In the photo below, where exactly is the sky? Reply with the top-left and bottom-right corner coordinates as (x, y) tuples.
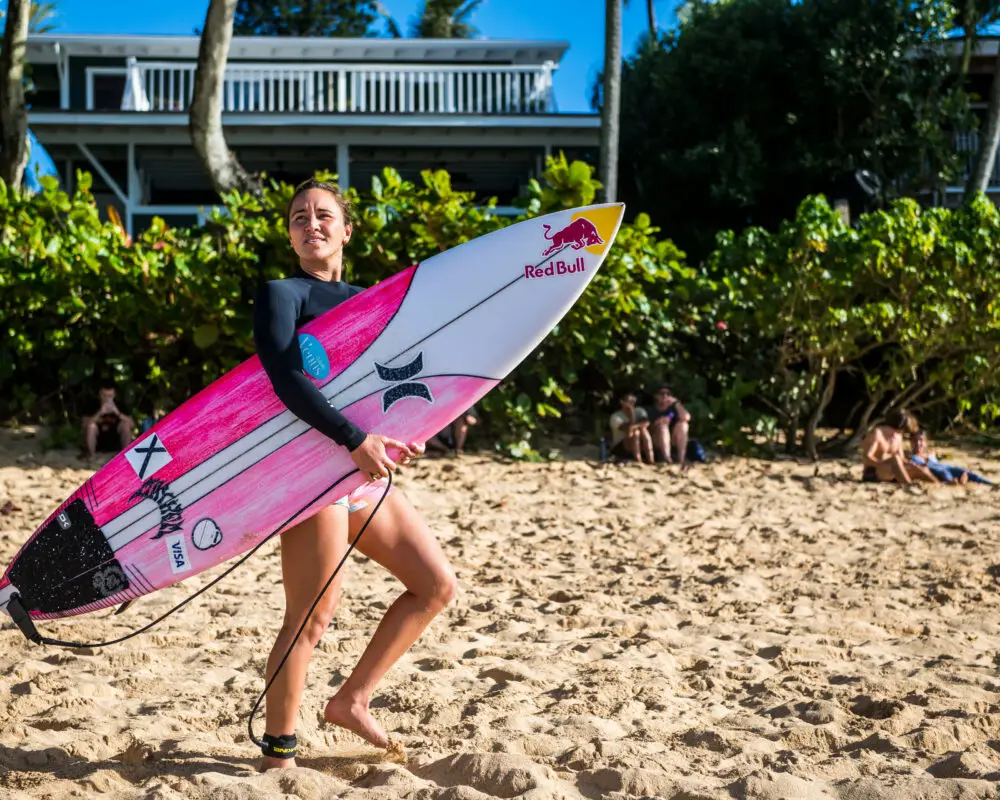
(41, 0), (677, 113)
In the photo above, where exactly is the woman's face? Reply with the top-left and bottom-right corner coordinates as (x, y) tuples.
(288, 188), (352, 263)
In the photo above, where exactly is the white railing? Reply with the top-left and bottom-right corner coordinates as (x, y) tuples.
(954, 131), (1000, 189)
(86, 60), (558, 115)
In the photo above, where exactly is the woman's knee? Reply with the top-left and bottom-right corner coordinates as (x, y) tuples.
(283, 589), (341, 643)
(282, 610), (335, 648)
(424, 565), (458, 612)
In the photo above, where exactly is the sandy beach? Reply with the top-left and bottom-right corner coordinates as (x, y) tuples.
(3, 426), (1000, 799)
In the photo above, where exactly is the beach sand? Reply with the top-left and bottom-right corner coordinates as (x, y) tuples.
(2, 426), (1000, 799)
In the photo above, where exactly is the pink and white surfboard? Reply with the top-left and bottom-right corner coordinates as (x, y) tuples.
(0, 203), (625, 622)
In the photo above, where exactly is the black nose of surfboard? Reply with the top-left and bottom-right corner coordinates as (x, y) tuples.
(8, 499), (131, 615)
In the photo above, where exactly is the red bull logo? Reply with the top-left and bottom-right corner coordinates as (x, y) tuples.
(541, 218), (604, 257)
(524, 256), (586, 280)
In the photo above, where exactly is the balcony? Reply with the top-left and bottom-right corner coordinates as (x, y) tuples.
(86, 60), (558, 116)
(954, 131), (1000, 189)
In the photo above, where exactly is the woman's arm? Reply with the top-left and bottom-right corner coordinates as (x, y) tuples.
(252, 281), (367, 451)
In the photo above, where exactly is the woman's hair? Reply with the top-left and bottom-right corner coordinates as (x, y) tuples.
(285, 178), (354, 229)
(885, 409), (919, 434)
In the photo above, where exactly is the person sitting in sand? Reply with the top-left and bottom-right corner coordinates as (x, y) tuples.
(609, 391), (653, 463)
(82, 382), (134, 460)
(910, 430), (992, 486)
(861, 410), (938, 484)
(645, 385), (692, 469)
(426, 406), (479, 456)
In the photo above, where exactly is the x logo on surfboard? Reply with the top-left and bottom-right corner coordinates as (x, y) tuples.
(125, 433), (173, 480)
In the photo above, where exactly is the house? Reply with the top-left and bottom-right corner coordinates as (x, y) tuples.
(24, 33), (600, 234)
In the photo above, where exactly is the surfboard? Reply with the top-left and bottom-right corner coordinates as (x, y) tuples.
(0, 203), (625, 624)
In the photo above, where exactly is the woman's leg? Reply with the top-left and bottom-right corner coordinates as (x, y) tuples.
(938, 461), (992, 485)
(262, 504), (349, 770)
(325, 491), (457, 747)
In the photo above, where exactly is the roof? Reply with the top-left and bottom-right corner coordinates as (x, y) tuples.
(26, 34), (569, 65)
(947, 23), (1000, 39)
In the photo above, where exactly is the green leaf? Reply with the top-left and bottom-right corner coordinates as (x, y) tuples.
(193, 324), (219, 349)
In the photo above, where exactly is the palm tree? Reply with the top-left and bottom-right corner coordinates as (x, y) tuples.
(375, 2), (403, 37)
(0, 0), (57, 187)
(0, 0), (31, 186)
(962, 1), (1000, 199)
(28, 1), (56, 33)
(600, 0), (623, 202)
(412, 0), (483, 38)
(647, 0), (656, 38)
(190, 0), (260, 196)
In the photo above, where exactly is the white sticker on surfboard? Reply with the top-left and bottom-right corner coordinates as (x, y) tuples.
(125, 433), (173, 480)
(164, 533), (191, 574)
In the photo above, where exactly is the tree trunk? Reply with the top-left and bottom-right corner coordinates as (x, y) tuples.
(647, 0), (656, 39)
(783, 420), (798, 454)
(960, 23), (976, 76)
(190, 0), (261, 197)
(599, 0), (622, 203)
(803, 367), (837, 462)
(965, 49), (1000, 200)
(0, 0), (30, 188)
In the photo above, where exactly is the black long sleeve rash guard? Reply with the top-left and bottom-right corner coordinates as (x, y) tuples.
(252, 270), (368, 451)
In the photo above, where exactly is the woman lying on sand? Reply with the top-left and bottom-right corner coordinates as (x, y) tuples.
(909, 430), (992, 486)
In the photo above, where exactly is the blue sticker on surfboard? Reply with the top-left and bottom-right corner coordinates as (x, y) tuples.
(298, 334), (330, 381)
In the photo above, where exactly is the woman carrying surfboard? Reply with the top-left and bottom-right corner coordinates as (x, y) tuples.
(252, 178), (458, 770)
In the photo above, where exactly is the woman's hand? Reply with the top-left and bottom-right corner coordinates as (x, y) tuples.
(400, 442), (425, 466)
(350, 435), (419, 481)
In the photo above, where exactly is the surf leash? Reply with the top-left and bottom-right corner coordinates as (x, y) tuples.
(246, 471), (392, 752)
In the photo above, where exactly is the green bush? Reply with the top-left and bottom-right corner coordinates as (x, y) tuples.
(700, 194), (1000, 457)
(0, 156), (690, 456)
(6, 158), (1000, 460)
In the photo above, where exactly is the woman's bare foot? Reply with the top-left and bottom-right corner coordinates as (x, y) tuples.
(324, 694), (389, 748)
(260, 755), (296, 772)
(959, 471), (970, 485)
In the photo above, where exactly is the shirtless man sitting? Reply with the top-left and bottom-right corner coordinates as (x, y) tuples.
(861, 409), (938, 484)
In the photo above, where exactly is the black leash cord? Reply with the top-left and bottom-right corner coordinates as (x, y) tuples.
(246, 471), (392, 750)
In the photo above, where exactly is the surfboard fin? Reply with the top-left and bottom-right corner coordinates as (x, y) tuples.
(115, 599), (135, 615)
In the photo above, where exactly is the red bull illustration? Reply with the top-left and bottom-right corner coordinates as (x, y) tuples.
(541, 218), (604, 257)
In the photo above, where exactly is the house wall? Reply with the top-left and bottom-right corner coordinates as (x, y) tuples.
(69, 56), (125, 110)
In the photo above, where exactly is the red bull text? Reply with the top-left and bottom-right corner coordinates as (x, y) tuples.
(524, 256), (586, 280)
(541, 218), (604, 257)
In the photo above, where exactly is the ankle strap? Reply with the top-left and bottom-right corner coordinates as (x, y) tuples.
(261, 732), (297, 759)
